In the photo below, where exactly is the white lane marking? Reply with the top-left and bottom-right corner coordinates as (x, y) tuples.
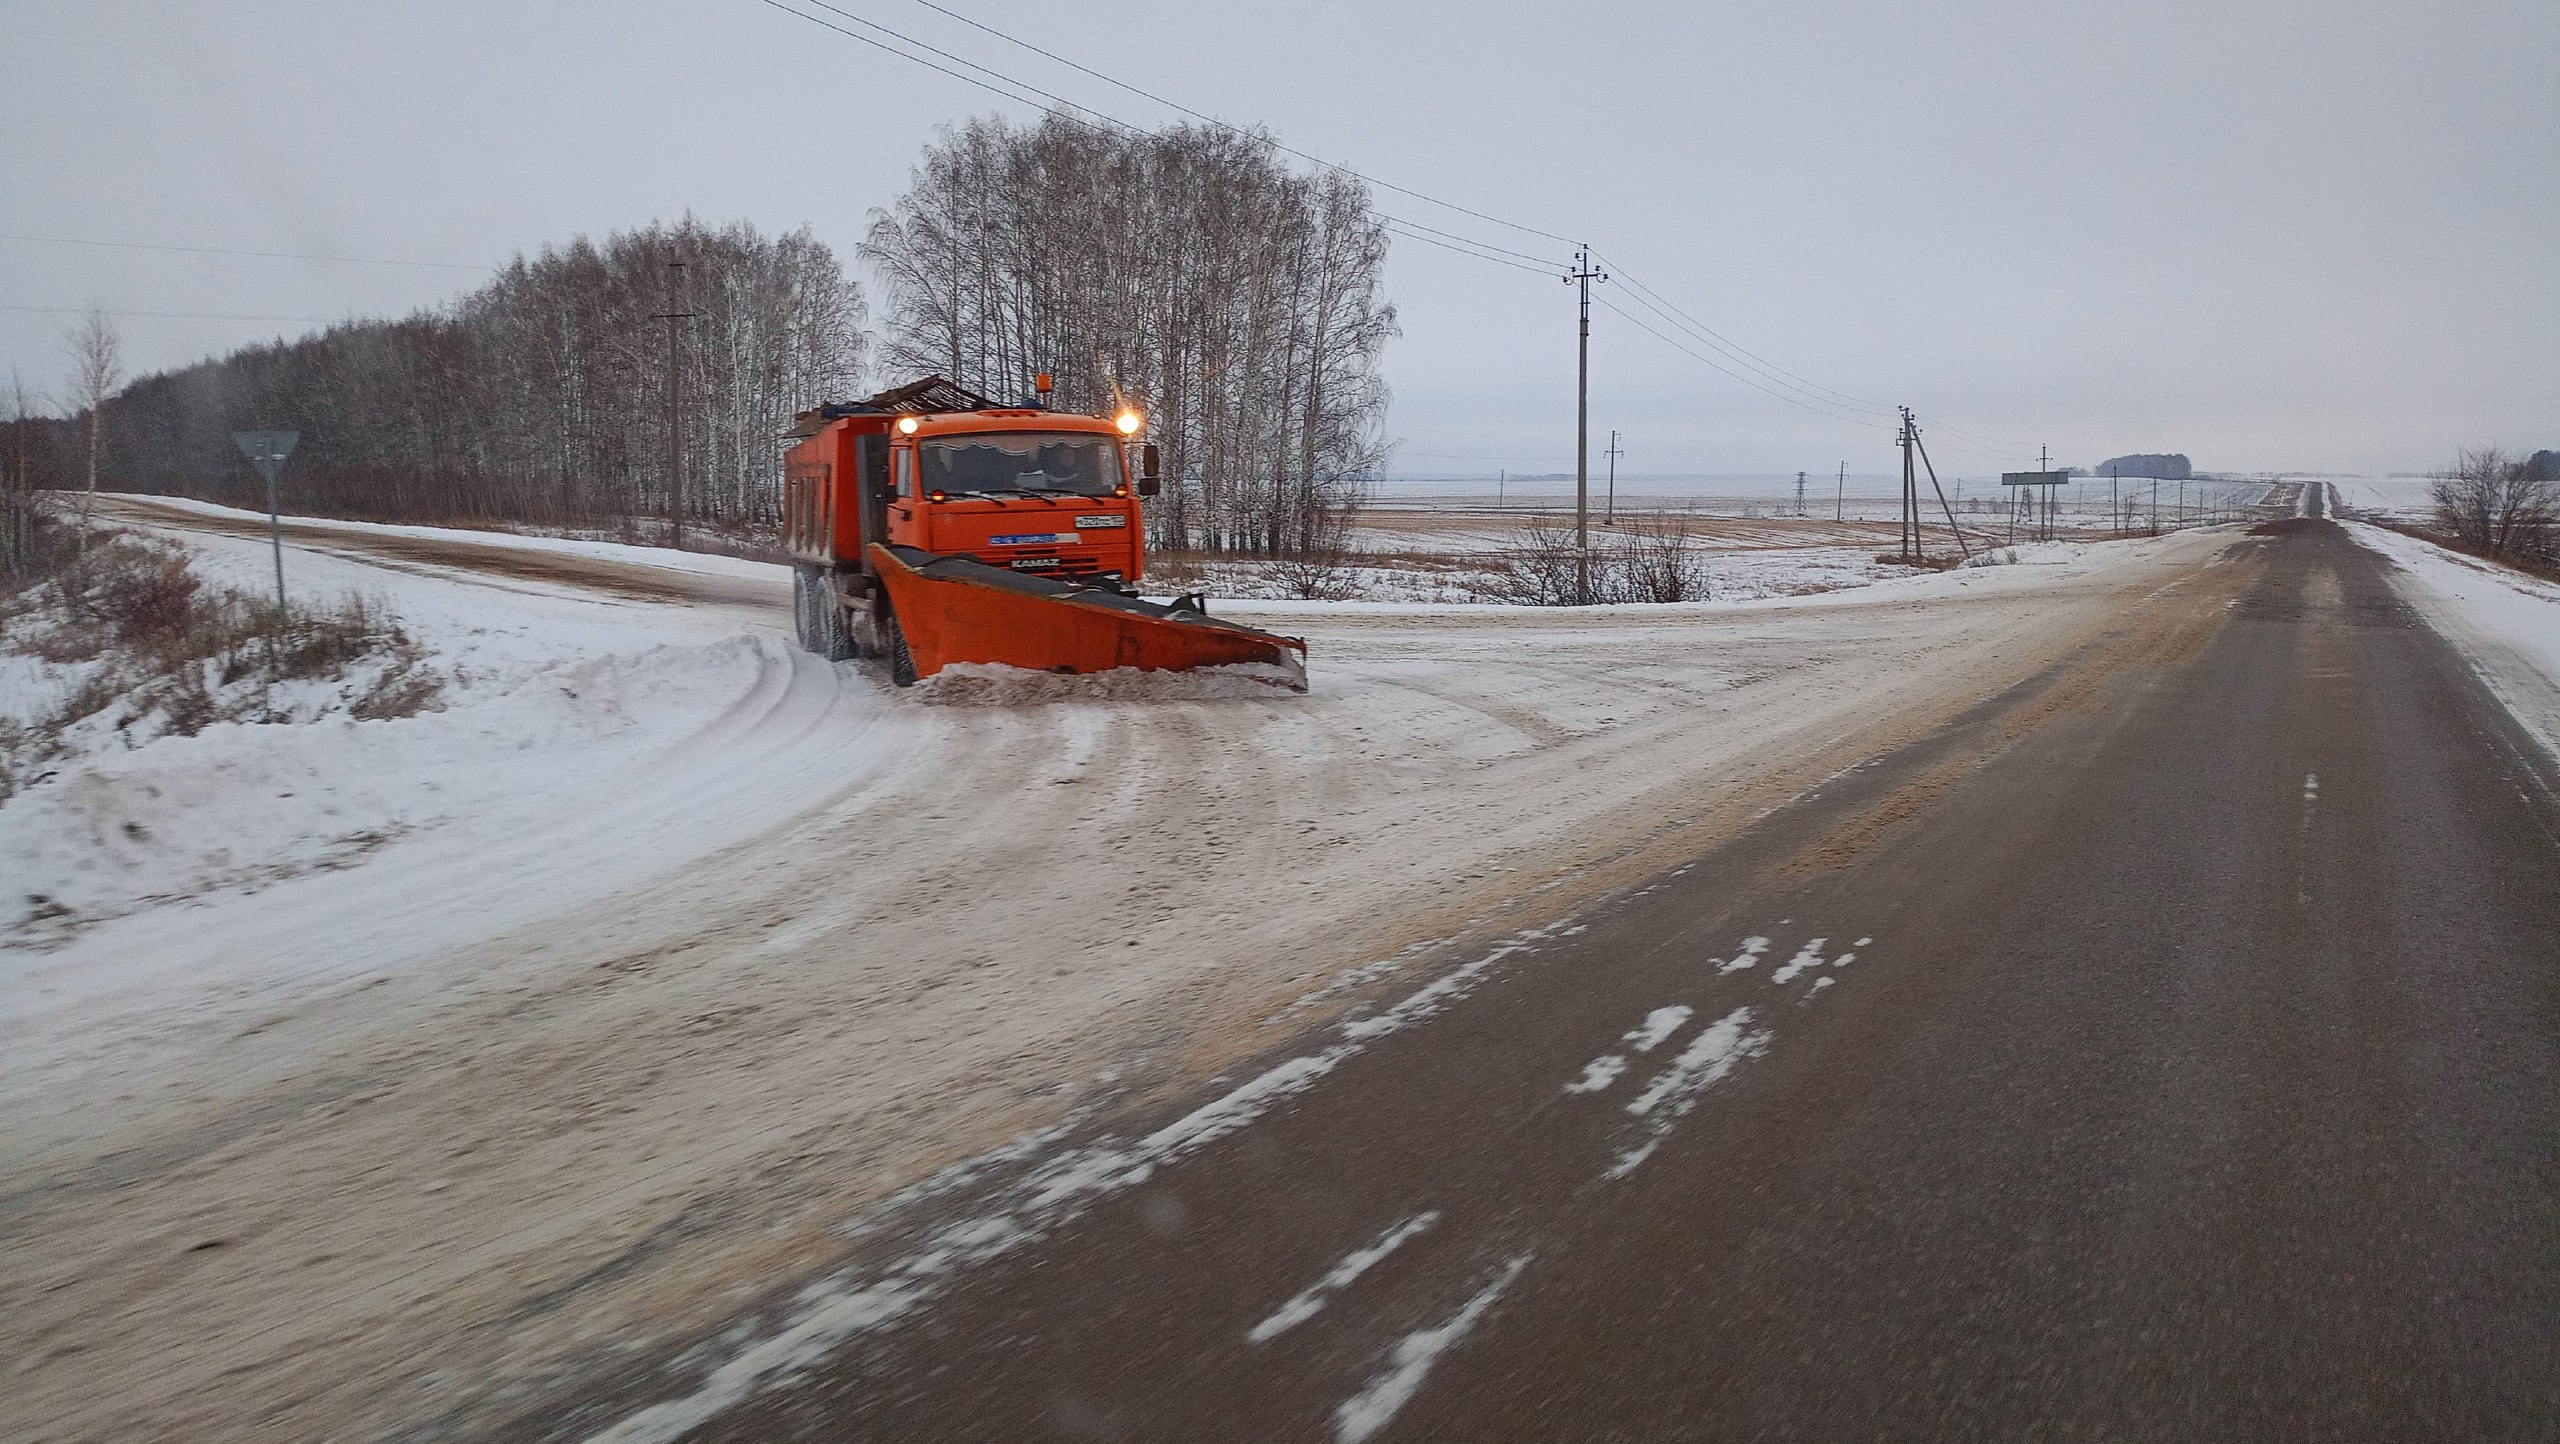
(1333, 1255), (1533, 1444)
(583, 918), (1572, 1444)
(1713, 935), (1770, 973)
(1564, 1056), (1627, 1094)
(1623, 1004), (1692, 1052)
(1248, 1211), (1441, 1344)
(1611, 1007), (1770, 1179)
(2304, 772), (2318, 800)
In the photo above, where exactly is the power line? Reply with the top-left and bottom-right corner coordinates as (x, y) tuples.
(760, 0), (1556, 278)
(784, 0), (1134, 132)
(1376, 215), (1565, 269)
(1592, 295), (1890, 430)
(1600, 279), (1899, 422)
(895, 0), (1582, 248)
(1594, 256), (1896, 416)
(0, 232), (491, 272)
(747, 0), (1131, 129)
(1380, 222), (1559, 277)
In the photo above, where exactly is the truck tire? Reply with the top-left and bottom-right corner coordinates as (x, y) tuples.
(885, 607), (918, 688)
(822, 598), (858, 662)
(791, 566), (817, 652)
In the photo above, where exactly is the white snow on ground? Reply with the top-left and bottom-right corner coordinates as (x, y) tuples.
(2344, 520), (2560, 758)
(0, 504), (808, 971)
(0, 500), (2242, 1443)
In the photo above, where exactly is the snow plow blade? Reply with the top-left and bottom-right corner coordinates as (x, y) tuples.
(869, 544), (1308, 691)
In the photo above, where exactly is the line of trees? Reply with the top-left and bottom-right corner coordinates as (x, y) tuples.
(67, 219), (867, 535)
(22, 117), (1398, 561)
(862, 115), (1396, 557)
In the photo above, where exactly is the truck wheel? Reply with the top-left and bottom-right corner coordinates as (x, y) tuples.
(885, 608), (918, 688)
(791, 566), (817, 652)
(823, 598), (858, 662)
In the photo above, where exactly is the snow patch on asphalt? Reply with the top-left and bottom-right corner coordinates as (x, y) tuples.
(1622, 1004), (1692, 1052)
(1333, 1254), (1532, 1444)
(1611, 1007), (1771, 1179)
(1564, 1056), (1627, 1094)
(1712, 935), (1770, 973)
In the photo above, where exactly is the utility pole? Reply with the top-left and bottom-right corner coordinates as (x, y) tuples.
(1604, 431), (1623, 523)
(1794, 469), (1807, 518)
(1564, 246), (1606, 604)
(1898, 408), (1920, 561)
(652, 261), (697, 551)
(1835, 461), (1846, 523)
(1497, 468), (1505, 508)
(2036, 444), (2052, 542)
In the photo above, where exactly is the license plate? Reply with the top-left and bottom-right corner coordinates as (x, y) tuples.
(989, 532), (1078, 546)
(1074, 514), (1127, 529)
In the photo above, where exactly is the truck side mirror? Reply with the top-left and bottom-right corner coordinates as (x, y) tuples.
(1138, 442), (1161, 497)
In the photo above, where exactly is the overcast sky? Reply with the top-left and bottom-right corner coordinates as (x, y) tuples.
(4, 0), (2552, 477)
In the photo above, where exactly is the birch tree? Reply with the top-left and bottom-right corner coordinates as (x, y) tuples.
(862, 115), (1396, 558)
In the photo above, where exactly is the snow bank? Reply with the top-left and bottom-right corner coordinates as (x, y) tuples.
(915, 660), (1304, 704)
(2344, 521), (2560, 758)
(1, 637), (767, 946)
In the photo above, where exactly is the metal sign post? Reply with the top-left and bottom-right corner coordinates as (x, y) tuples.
(231, 430), (299, 610)
(2001, 470), (2069, 542)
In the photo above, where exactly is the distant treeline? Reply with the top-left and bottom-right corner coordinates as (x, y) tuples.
(2093, 453), (2192, 480)
(76, 219), (864, 534)
(22, 115), (1397, 560)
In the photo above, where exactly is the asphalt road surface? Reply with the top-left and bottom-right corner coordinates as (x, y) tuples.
(553, 505), (2560, 1443)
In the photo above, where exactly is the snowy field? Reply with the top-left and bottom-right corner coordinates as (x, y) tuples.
(0, 503), (2289, 1440)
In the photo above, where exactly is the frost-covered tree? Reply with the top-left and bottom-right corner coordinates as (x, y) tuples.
(862, 115), (1396, 557)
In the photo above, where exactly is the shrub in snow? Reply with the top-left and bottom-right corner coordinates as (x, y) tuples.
(0, 529), (444, 803)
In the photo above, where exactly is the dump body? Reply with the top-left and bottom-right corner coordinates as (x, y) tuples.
(781, 375), (1307, 690)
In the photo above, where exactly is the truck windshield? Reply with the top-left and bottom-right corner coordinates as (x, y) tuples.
(920, 431), (1123, 497)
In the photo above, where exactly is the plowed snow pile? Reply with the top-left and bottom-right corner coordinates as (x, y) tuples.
(0, 498), (2239, 1442)
(2346, 520), (2560, 757)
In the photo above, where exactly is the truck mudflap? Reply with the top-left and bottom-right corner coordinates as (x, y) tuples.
(868, 543), (1309, 692)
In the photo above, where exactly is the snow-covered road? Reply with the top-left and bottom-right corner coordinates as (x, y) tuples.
(2, 499), (2245, 1441)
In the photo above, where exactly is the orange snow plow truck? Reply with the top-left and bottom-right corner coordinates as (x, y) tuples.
(781, 375), (1308, 691)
